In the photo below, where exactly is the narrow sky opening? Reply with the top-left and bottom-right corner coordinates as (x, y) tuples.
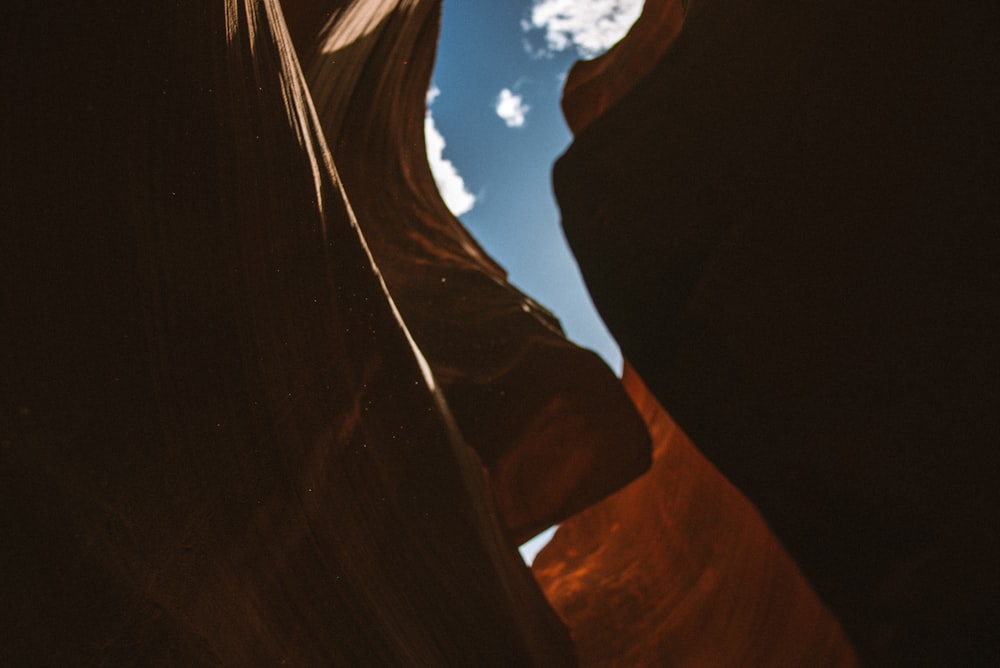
(427, 0), (644, 565)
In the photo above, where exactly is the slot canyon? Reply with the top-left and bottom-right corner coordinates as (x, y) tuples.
(2, 1), (996, 665)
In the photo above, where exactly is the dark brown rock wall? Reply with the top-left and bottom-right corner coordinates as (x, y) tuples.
(553, 0), (1000, 663)
(2, 2), (574, 664)
(284, 0), (651, 543)
(561, 0), (686, 134)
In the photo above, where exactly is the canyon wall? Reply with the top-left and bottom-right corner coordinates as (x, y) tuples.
(548, 0), (999, 664)
(534, 364), (857, 666)
(281, 0), (650, 544)
(2, 1), (603, 663)
(5, 0), (994, 664)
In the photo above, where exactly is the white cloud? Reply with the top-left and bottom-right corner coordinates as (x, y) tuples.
(523, 0), (645, 59)
(424, 103), (476, 216)
(495, 88), (530, 128)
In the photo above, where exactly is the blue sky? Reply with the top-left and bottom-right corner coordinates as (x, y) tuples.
(426, 0), (645, 376)
(425, 0), (645, 562)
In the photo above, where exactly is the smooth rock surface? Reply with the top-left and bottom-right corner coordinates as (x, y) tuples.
(283, 0), (651, 543)
(534, 365), (857, 667)
(554, 0), (999, 663)
(2, 2), (577, 664)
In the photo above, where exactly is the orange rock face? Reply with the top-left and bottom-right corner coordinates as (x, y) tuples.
(535, 366), (857, 666)
(282, 0), (650, 544)
(6, 0), (994, 664)
(552, 0), (1000, 664)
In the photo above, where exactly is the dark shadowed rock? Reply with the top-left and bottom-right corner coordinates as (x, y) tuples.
(1, 2), (577, 664)
(561, 0), (685, 135)
(554, 0), (1000, 663)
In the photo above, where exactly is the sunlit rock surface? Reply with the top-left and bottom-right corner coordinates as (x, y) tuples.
(553, 0), (999, 664)
(534, 365), (857, 666)
(1, 1), (597, 663)
(280, 0), (650, 545)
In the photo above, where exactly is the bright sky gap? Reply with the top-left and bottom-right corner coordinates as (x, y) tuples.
(426, 0), (645, 564)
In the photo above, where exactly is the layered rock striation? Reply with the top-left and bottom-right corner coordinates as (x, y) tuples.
(281, 0), (650, 544)
(6, 0), (994, 664)
(534, 364), (857, 666)
(2, 1), (629, 663)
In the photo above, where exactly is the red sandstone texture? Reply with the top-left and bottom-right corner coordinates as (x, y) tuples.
(535, 365), (856, 666)
(4, 0), (996, 665)
(550, 0), (1000, 664)
(282, 0), (650, 544)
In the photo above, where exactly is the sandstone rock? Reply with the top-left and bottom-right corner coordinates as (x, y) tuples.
(561, 0), (685, 135)
(554, 0), (1000, 663)
(2, 2), (578, 663)
(283, 0), (650, 543)
(534, 365), (857, 666)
